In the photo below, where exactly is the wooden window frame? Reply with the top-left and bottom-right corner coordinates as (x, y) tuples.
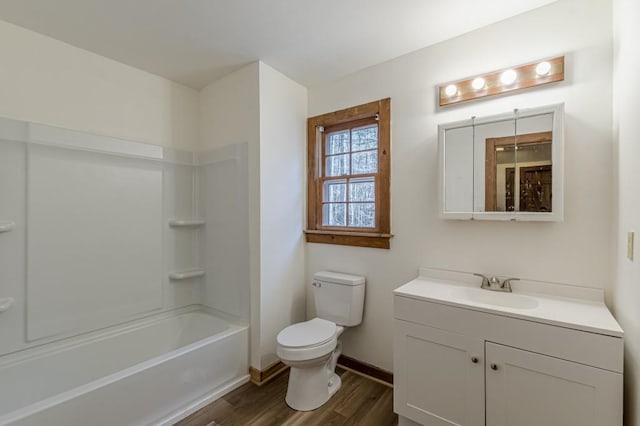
(305, 98), (391, 249)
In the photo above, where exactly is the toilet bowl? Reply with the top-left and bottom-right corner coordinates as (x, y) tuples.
(276, 271), (366, 411)
(277, 318), (345, 411)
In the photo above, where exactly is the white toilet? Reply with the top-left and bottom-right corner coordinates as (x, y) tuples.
(276, 271), (365, 411)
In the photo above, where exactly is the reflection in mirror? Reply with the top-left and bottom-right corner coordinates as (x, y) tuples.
(473, 120), (516, 213)
(483, 113), (553, 212)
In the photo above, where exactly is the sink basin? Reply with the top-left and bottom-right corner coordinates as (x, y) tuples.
(451, 287), (539, 310)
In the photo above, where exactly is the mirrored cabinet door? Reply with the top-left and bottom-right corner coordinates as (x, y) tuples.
(443, 125), (473, 215)
(512, 113), (554, 213)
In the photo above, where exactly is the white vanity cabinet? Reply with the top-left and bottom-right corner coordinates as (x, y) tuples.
(394, 320), (485, 426)
(485, 342), (622, 426)
(393, 275), (624, 426)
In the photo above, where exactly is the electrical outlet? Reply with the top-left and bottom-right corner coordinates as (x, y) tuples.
(628, 231), (635, 261)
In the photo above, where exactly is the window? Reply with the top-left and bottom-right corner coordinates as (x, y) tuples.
(305, 98), (391, 249)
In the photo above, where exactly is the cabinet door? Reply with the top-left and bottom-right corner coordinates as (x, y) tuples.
(394, 319), (484, 426)
(485, 342), (622, 426)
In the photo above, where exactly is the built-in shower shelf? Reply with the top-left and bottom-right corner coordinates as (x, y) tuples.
(168, 219), (205, 227)
(169, 269), (205, 281)
(0, 221), (15, 233)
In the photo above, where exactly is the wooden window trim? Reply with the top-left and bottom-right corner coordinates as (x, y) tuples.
(306, 98), (391, 249)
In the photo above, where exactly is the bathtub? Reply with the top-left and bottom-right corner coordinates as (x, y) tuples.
(0, 307), (249, 426)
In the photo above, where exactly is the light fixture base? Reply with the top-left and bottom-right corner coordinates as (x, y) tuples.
(438, 56), (564, 107)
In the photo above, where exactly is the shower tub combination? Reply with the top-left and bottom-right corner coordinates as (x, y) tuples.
(0, 307), (249, 426)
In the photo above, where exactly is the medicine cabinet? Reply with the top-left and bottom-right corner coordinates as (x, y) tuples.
(438, 104), (564, 221)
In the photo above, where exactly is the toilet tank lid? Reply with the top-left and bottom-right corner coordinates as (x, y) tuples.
(314, 271), (365, 286)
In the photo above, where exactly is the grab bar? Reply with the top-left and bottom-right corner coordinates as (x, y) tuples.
(0, 221), (15, 233)
(0, 298), (14, 313)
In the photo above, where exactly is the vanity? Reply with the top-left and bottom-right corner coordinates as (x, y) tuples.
(393, 269), (623, 426)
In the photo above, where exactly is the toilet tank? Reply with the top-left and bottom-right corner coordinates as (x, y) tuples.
(313, 271), (365, 327)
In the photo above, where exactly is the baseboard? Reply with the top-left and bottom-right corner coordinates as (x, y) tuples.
(337, 355), (393, 387)
(248, 356), (392, 388)
(249, 361), (289, 386)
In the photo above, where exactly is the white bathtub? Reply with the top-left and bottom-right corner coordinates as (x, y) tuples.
(0, 307), (249, 426)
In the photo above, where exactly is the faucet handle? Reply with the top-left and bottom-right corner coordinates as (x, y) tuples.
(501, 277), (520, 290)
(473, 273), (491, 289)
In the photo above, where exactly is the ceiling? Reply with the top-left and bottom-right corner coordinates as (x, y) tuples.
(0, 0), (558, 89)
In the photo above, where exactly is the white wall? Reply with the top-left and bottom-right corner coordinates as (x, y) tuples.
(612, 0), (640, 424)
(0, 20), (198, 150)
(199, 63), (261, 152)
(198, 62), (307, 370)
(257, 63), (308, 369)
(198, 62), (261, 367)
(307, 0), (613, 371)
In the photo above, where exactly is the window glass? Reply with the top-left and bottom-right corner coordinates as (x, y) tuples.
(327, 131), (350, 155)
(326, 154), (350, 176)
(323, 180), (347, 202)
(323, 203), (346, 227)
(351, 126), (378, 151)
(349, 178), (375, 202)
(351, 150), (377, 174)
(348, 203), (375, 228)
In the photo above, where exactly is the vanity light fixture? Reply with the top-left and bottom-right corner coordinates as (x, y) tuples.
(438, 56), (564, 107)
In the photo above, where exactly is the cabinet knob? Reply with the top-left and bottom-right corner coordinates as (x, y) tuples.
(490, 363), (498, 371)
(471, 356), (479, 364)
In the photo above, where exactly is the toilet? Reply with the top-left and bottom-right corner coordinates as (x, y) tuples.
(276, 271), (365, 411)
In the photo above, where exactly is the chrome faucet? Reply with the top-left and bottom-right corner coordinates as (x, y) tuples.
(473, 273), (519, 293)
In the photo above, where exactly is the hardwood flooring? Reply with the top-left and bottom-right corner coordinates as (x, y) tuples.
(175, 367), (398, 426)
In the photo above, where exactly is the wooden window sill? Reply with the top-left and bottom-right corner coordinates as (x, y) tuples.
(304, 229), (392, 249)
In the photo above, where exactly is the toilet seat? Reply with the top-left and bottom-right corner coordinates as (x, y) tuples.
(277, 318), (338, 362)
(277, 318), (336, 348)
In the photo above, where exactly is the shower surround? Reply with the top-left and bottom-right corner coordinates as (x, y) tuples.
(0, 117), (250, 424)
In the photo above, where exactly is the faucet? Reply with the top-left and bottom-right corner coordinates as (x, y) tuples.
(473, 273), (519, 293)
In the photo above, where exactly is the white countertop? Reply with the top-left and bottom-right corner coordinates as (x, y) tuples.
(394, 276), (623, 338)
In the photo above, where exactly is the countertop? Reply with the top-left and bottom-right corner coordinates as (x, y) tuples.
(394, 276), (623, 338)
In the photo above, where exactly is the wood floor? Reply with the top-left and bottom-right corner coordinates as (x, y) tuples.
(175, 367), (398, 426)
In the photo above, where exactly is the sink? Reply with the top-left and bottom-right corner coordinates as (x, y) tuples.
(451, 287), (539, 310)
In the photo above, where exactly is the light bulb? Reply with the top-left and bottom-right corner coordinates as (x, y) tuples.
(500, 69), (518, 85)
(535, 61), (551, 76)
(445, 84), (458, 97)
(472, 77), (486, 90)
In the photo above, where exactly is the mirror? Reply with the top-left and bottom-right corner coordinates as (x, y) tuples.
(443, 125), (473, 213)
(439, 104), (563, 221)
